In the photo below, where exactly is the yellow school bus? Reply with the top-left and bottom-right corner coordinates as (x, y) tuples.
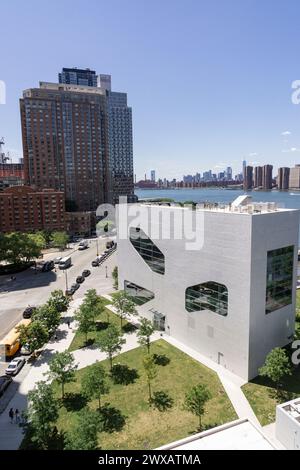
(0, 319), (31, 357)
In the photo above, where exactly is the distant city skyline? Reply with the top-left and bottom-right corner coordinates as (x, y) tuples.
(2, 1), (300, 181)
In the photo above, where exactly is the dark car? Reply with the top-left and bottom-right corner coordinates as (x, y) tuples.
(71, 283), (80, 291)
(0, 375), (12, 396)
(65, 287), (75, 296)
(106, 240), (115, 249)
(76, 275), (85, 284)
(92, 259), (100, 267)
(22, 306), (36, 319)
(42, 260), (54, 272)
(82, 270), (91, 277)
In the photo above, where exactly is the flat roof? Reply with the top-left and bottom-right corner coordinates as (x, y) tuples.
(157, 419), (276, 450)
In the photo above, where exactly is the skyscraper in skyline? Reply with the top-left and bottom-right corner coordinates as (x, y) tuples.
(254, 166), (263, 188)
(262, 164), (273, 190)
(278, 167), (290, 190)
(243, 165), (253, 191)
(59, 67), (98, 87)
(151, 170), (156, 182)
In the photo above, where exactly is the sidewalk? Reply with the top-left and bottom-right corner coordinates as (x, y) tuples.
(0, 297), (82, 450)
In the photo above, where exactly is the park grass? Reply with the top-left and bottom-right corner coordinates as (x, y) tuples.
(242, 291), (300, 426)
(68, 297), (131, 352)
(52, 339), (237, 450)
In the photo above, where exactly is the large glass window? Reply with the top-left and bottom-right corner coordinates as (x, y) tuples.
(129, 227), (165, 275)
(185, 282), (228, 316)
(124, 280), (155, 305)
(266, 245), (294, 314)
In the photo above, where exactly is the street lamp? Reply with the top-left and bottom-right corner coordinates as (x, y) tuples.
(63, 269), (68, 291)
(96, 238), (99, 257)
(105, 265), (108, 278)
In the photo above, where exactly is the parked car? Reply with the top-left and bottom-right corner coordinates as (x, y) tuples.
(20, 344), (32, 356)
(0, 375), (12, 396)
(54, 257), (62, 265)
(71, 283), (80, 291)
(76, 275), (85, 284)
(82, 269), (91, 277)
(106, 240), (115, 249)
(92, 259), (100, 267)
(65, 287), (75, 296)
(5, 358), (26, 376)
(22, 306), (36, 319)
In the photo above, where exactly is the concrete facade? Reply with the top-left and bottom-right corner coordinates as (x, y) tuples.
(276, 398), (300, 450)
(117, 201), (299, 381)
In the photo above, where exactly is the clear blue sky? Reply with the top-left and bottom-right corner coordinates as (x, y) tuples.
(1, 0), (300, 180)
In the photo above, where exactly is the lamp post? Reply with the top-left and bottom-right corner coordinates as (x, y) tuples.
(96, 239), (99, 257)
(63, 269), (68, 291)
(105, 265), (108, 278)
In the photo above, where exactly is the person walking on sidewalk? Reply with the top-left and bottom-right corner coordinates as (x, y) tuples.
(15, 409), (20, 424)
(67, 320), (70, 329)
(8, 408), (14, 424)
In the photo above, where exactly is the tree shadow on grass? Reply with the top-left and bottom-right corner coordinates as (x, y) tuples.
(248, 365), (300, 400)
(63, 392), (88, 412)
(111, 363), (139, 385)
(153, 353), (170, 366)
(122, 322), (138, 334)
(99, 403), (126, 433)
(95, 321), (110, 331)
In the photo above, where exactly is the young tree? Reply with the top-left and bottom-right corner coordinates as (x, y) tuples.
(112, 266), (118, 290)
(74, 303), (95, 344)
(65, 409), (100, 450)
(137, 318), (155, 353)
(48, 289), (70, 313)
(46, 351), (78, 398)
(17, 320), (48, 354)
(81, 362), (109, 409)
(184, 384), (212, 431)
(112, 291), (137, 329)
(143, 353), (157, 403)
(33, 303), (61, 334)
(51, 231), (69, 251)
(97, 324), (126, 371)
(26, 381), (59, 449)
(83, 289), (104, 322)
(259, 347), (292, 391)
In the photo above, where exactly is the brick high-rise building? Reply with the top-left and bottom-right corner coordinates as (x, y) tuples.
(21, 71), (134, 209)
(253, 166), (263, 188)
(0, 186), (65, 233)
(243, 165), (253, 191)
(20, 82), (109, 211)
(262, 165), (273, 190)
(278, 167), (290, 190)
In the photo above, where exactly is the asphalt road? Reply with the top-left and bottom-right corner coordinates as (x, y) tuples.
(0, 238), (116, 340)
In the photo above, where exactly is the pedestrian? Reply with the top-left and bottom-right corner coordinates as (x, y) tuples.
(67, 320), (70, 329)
(15, 409), (20, 424)
(8, 408), (14, 424)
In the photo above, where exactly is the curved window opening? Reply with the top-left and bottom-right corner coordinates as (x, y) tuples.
(124, 280), (155, 305)
(129, 227), (165, 275)
(185, 281), (228, 316)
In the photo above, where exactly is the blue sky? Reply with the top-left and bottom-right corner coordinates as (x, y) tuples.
(1, 0), (300, 180)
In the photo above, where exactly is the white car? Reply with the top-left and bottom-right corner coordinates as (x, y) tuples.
(5, 358), (26, 376)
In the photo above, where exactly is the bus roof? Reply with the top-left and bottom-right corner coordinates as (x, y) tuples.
(59, 256), (71, 263)
(0, 318), (31, 345)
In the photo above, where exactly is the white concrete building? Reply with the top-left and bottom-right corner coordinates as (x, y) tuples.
(117, 198), (299, 380)
(276, 398), (300, 450)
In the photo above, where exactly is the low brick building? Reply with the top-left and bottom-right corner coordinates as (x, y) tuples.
(0, 186), (65, 233)
(65, 211), (95, 237)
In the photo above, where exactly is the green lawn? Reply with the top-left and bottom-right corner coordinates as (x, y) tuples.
(242, 291), (300, 426)
(68, 297), (132, 352)
(53, 339), (237, 450)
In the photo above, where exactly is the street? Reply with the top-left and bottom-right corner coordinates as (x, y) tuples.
(0, 238), (117, 340)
